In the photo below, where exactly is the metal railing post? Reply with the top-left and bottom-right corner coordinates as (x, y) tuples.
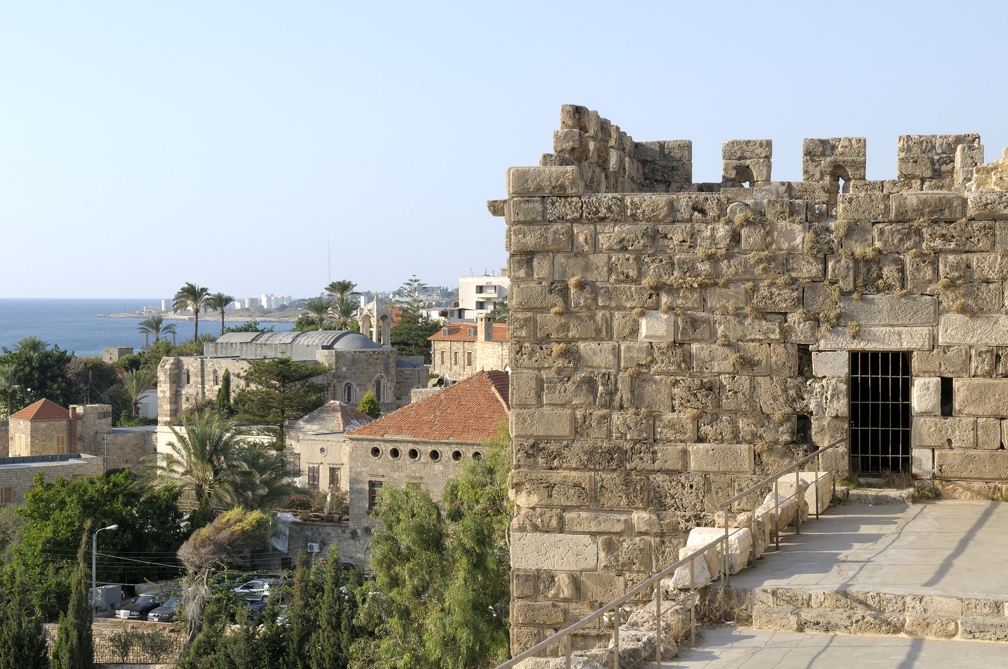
(773, 478), (780, 550)
(795, 469), (801, 535)
(655, 578), (662, 666)
(612, 606), (620, 669)
(689, 557), (696, 647)
(565, 635), (572, 669)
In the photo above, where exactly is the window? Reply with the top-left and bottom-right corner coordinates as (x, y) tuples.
(453, 352), (458, 366)
(55, 435), (66, 454)
(0, 487), (12, 504)
(476, 301), (485, 310)
(185, 370), (191, 385)
(440, 351), (445, 365)
(328, 467), (340, 490)
(343, 383), (353, 404)
(466, 352), (473, 367)
(374, 378), (382, 403)
(468, 328), (476, 337)
(368, 480), (384, 512)
(307, 465), (320, 489)
(850, 351), (912, 474)
(213, 370), (219, 385)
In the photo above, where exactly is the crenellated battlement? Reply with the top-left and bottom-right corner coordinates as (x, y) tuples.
(541, 104), (1000, 202)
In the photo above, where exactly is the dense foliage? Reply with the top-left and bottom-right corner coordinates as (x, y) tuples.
(357, 391), (380, 419)
(50, 529), (94, 669)
(232, 357), (328, 447)
(389, 310), (441, 363)
(0, 566), (49, 669)
(0, 337), (73, 415)
(16, 470), (189, 618)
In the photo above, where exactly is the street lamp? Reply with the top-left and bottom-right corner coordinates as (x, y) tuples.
(92, 524), (118, 617)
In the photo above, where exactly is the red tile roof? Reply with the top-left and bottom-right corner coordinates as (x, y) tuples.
(10, 398), (71, 422)
(428, 322), (509, 342)
(292, 401), (372, 434)
(348, 370), (509, 443)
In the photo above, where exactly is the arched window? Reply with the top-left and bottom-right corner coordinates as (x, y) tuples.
(374, 378), (383, 403)
(343, 383), (353, 404)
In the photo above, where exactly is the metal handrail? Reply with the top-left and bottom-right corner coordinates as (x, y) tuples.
(497, 437), (845, 669)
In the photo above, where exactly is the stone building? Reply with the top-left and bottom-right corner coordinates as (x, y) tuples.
(156, 330), (428, 425)
(429, 314), (510, 382)
(8, 399), (71, 457)
(286, 401), (373, 491)
(490, 104), (1008, 651)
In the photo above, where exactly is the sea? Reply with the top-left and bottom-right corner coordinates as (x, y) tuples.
(0, 299), (295, 359)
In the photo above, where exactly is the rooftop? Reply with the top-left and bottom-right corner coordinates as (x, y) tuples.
(349, 370), (509, 443)
(10, 398), (71, 422)
(290, 401), (372, 435)
(429, 322), (509, 342)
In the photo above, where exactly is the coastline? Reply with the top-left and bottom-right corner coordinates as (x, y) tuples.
(97, 311), (300, 323)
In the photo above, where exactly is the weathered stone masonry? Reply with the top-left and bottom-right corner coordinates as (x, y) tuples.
(490, 104), (1008, 652)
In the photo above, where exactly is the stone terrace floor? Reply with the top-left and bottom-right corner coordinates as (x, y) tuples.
(670, 500), (1008, 667)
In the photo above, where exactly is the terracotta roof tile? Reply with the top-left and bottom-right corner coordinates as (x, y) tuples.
(291, 401), (372, 434)
(348, 370), (509, 443)
(428, 323), (509, 342)
(10, 398), (71, 422)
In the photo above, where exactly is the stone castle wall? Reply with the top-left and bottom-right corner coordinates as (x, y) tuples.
(495, 105), (1008, 652)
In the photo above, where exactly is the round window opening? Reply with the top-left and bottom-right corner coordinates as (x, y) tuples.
(451, 450), (463, 462)
(370, 447), (381, 458)
(472, 451), (483, 461)
(408, 448), (420, 460)
(389, 447), (401, 459)
(319, 446), (327, 456)
(429, 450), (441, 462)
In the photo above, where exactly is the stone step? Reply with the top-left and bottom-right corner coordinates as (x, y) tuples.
(710, 587), (1008, 643)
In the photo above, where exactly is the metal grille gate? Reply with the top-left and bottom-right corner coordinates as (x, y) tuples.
(849, 351), (912, 474)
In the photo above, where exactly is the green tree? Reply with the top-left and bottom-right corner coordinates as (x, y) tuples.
(154, 411), (244, 522)
(174, 282), (211, 340)
(332, 297), (358, 330)
(228, 445), (297, 513)
(66, 357), (125, 413)
(305, 297), (333, 331)
(215, 368), (232, 415)
(206, 292), (235, 337)
(309, 548), (361, 669)
(0, 362), (18, 419)
(224, 321), (274, 334)
(488, 294), (508, 323)
(354, 426), (511, 668)
(232, 358), (328, 448)
(16, 470), (189, 617)
(394, 274), (431, 315)
(284, 554), (317, 669)
(389, 310), (441, 363)
(0, 566), (49, 669)
(324, 279), (358, 302)
(138, 314), (177, 348)
(51, 527), (94, 669)
(0, 338), (74, 413)
(357, 391), (380, 419)
(121, 367), (156, 417)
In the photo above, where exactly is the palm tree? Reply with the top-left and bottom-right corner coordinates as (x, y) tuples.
(305, 297), (332, 330)
(205, 292), (235, 337)
(121, 368), (156, 417)
(332, 297), (357, 330)
(173, 282), (210, 340)
(16, 336), (49, 354)
(0, 362), (20, 418)
(154, 410), (243, 518)
(229, 446), (298, 512)
(324, 279), (357, 302)
(138, 315), (177, 348)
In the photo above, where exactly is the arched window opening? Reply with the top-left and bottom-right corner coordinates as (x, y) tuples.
(343, 383), (353, 404)
(734, 165), (755, 188)
(374, 378), (383, 403)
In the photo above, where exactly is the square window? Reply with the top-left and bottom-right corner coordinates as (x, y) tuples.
(368, 480), (384, 512)
(307, 465), (320, 489)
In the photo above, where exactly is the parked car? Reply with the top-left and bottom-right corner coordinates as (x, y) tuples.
(147, 596), (183, 623)
(234, 579), (272, 602)
(115, 593), (165, 620)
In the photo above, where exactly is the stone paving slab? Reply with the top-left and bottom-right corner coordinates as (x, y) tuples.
(726, 500), (1008, 599)
(669, 625), (1008, 668)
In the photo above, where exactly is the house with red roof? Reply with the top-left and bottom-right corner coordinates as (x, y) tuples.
(285, 401), (373, 492)
(8, 399), (72, 457)
(428, 314), (509, 383)
(345, 369), (510, 524)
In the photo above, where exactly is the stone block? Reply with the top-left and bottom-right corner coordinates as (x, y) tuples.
(511, 408), (574, 439)
(977, 418), (1002, 450)
(723, 139), (772, 160)
(563, 510), (632, 535)
(935, 450), (1008, 480)
(510, 471), (593, 508)
(714, 316), (784, 343)
(638, 311), (674, 342)
(508, 166), (584, 197)
(598, 535), (652, 572)
(511, 600), (570, 627)
(536, 313), (609, 341)
(553, 254), (609, 282)
(913, 416), (975, 450)
(838, 294), (936, 326)
(837, 193), (887, 222)
(686, 527), (752, 575)
(968, 191), (1008, 220)
(654, 414), (698, 442)
(670, 547), (712, 589)
(509, 370), (541, 408)
(691, 344), (734, 374)
(959, 617), (1008, 642)
(912, 448), (934, 478)
(511, 281), (567, 310)
(510, 224), (572, 253)
(912, 346), (969, 376)
(890, 192), (966, 221)
(625, 194), (677, 223)
(626, 443), (688, 472)
(676, 311), (714, 343)
(817, 326), (932, 351)
(511, 531), (598, 571)
(598, 223), (656, 252)
(579, 342), (618, 370)
(913, 377), (941, 415)
(938, 314), (1008, 346)
(507, 197), (545, 223)
(777, 471), (833, 516)
(688, 443), (754, 474)
(812, 350), (848, 377)
(954, 378), (1008, 416)
(582, 194), (626, 222)
(922, 220), (995, 252)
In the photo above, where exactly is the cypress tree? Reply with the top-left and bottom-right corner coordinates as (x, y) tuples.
(51, 527), (94, 669)
(215, 369), (232, 415)
(0, 566), (49, 669)
(309, 547), (359, 669)
(357, 391), (380, 419)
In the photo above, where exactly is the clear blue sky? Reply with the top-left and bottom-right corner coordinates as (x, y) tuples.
(2, 1), (1006, 299)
